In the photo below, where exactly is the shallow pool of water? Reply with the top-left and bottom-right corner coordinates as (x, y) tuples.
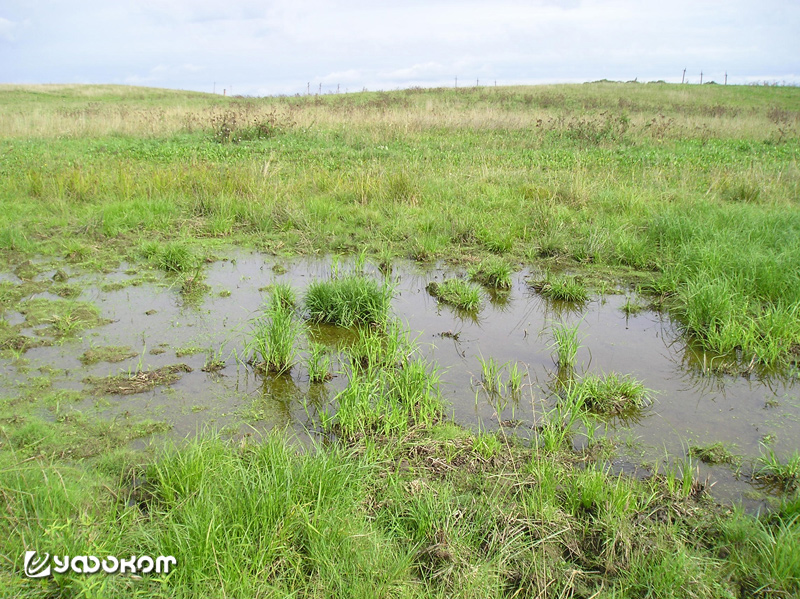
(1, 250), (797, 509)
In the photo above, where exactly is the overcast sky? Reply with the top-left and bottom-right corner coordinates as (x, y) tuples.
(1, 0), (798, 96)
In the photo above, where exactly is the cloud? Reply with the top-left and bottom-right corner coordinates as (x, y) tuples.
(0, 17), (19, 41)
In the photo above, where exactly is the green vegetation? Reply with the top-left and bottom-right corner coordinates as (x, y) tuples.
(426, 279), (483, 311)
(469, 257), (513, 289)
(1, 82), (800, 596)
(307, 341), (332, 383)
(247, 287), (301, 374)
(84, 363), (193, 395)
(573, 372), (650, 416)
(551, 321), (582, 369)
(530, 273), (590, 303)
(755, 448), (800, 492)
(2, 82), (799, 364)
(305, 274), (392, 327)
(689, 442), (740, 466)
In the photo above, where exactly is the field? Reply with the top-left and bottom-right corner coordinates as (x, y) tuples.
(0, 82), (799, 597)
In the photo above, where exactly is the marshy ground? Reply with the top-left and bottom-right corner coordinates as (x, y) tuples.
(1, 82), (799, 597)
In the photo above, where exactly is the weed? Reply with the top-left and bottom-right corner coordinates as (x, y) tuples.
(271, 282), (297, 309)
(477, 356), (505, 396)
(621, 295), (646, 315)
(157, 241), (196, 273)
(84, 364), (192, 395)
(79, 345), (137, 365)
(508, 361), (523, 395)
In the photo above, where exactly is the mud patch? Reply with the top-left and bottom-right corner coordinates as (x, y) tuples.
(79, 345), (139, 365)
(84, 363), (193, 395)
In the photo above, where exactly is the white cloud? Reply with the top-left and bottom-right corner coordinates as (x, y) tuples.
(0, 17), (18, 41)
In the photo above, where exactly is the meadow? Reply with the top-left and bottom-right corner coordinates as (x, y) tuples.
(0, 82), (799, 597)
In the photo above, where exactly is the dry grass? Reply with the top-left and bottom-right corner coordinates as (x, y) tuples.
(1, 82), (796, 140)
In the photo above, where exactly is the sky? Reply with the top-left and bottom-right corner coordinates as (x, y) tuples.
(1, 0), (798, 96)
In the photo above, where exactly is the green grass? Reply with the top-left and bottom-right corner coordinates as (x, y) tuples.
(1, 83), (799, 364)
(79, 345), (138, 365)
(531, 273), (590, 303)
(305, 274), (392, 327)
(688, 442), (740, 466)
(306, 341), (332, 383)
(574, 372), (650, 416)
(754, 447), (800, 492)
(469, 257), (513, 289)
(246, 287), (301, 374)
(426, 278), (483, 311)
(551, 321), (581, 370)
(2, 81), (800, 597)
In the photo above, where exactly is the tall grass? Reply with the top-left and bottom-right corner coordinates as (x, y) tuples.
(551, 322), (581, 369)
(247, 288), (301, 374)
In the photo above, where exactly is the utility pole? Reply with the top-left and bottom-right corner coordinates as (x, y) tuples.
(476, 79), (479, 87)
(724, 72), (728, 85)
(700, 71), (703, 84)
(681, 68), (686, 84)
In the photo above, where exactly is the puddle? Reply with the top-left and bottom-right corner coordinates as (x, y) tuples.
(1, 249), (798, 510)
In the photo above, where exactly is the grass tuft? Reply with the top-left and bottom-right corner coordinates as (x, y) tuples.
(247, 286), (301, 374)
(574, 372), (650, 416)
(468, 257), (512, 289)
(305, 275), (392, 327)
(530, 273), (589, 302)
(426, 278), (483, 311)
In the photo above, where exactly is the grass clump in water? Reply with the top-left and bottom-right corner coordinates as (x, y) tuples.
(688, 442), (740, 466)
(305, 275), (392, 327)
(551, 322), (581, 370)
(19, 298), (110, 337)
(530, 273), (589, 303)
(754, 448), (800, 492)
(141, 240), (196, 273)
(307, 342), (332, 383)
(574, 372), (650, 416)
(468, 257), (512, 290)
(247, 287), (301, 375)
(426, 278), (482, 311)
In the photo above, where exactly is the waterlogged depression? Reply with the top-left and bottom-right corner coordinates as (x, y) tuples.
(1, 250), (798, 508)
